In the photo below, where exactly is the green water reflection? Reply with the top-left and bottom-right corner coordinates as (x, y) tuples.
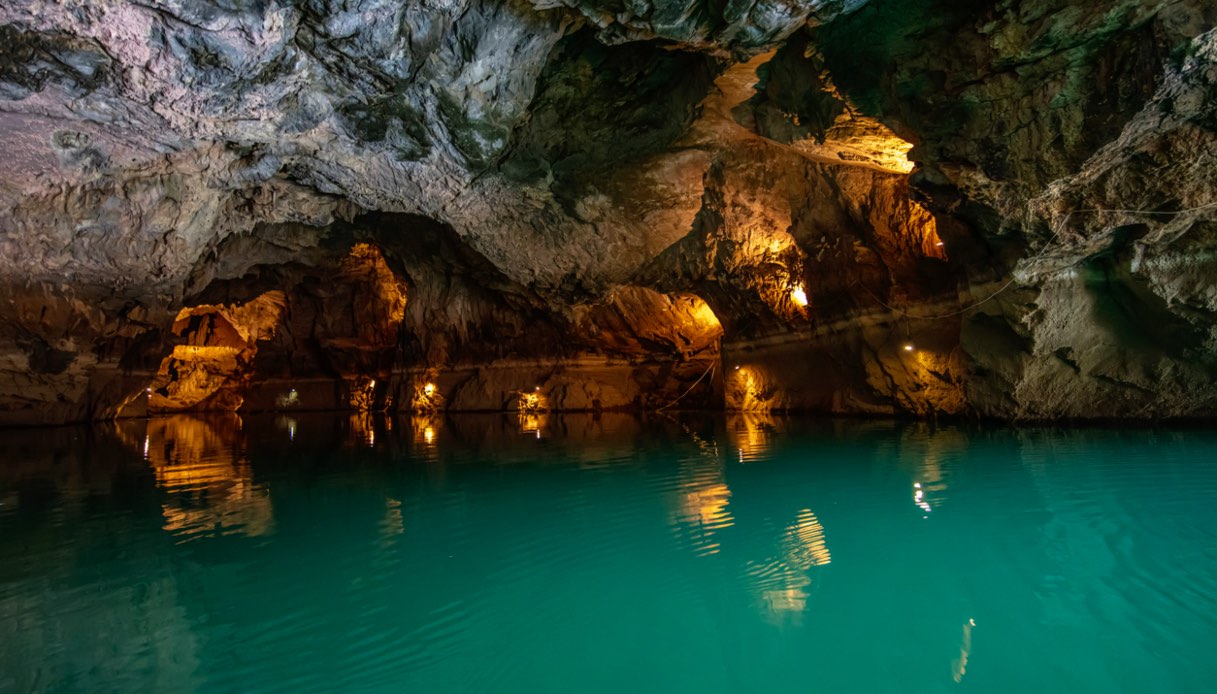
(2, 413), (1216, 692)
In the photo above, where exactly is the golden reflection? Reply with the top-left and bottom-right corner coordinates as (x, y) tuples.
(144, 415), (273, 540)
(783, 509), (832, 570)
(411, 414), (442, 448)
(727, 412), (778, 462)
(349, 412), (378, 447)
(748, 508), (831, 620)
(668, 425), (733, 557)
(672, 476), (733, 557)
(680, 483), (733, 527)
(952, 618), (976, 683)
(518, 410), (548, 439)
(903, 426), (963, 514)
(516, 387), (549, 438)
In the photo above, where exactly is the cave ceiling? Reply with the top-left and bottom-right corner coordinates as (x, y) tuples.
(2, 0), (1216, 423)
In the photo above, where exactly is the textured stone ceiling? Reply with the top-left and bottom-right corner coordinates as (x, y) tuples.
(1, 0), (1216, 423)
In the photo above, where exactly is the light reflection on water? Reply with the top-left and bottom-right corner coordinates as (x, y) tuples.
(1, 414), (1217, 692)
(145, 415), (274, 542)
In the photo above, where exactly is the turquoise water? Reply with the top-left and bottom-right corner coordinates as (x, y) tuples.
(2, 413), (1216, 693)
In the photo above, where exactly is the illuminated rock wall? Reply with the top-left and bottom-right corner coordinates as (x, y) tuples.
(1, 1), (1215, 422)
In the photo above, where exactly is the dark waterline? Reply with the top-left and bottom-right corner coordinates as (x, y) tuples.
(2, 413), (1216, 692)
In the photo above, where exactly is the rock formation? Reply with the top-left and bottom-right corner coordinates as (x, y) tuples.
(1, 0), (1215, 424)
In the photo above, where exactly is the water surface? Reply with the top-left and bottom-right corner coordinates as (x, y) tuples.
(2, 413), (1216, 692)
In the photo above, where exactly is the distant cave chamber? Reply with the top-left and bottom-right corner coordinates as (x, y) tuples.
(125, 215), (735, 418)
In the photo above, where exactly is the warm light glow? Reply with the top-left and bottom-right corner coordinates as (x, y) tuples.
(518, 410), (548, 437)
(151, 291), (287, 413)
(671, 460), (734, 558)
(518, 389), (548, 414)
(727, 365), (772, 412)
(690, 299), (722, 332)
(411, 415), (442, 449)
(729, 412), (777, 463)
(349, 413), (377, 447)
(746, 508), (832, 620)
(412, 377), (445, 413)
(785, 509), (832, 569)
(144, 415), (274, 541)
(342, 243), (409, 333)
(790, 285), (808, 307)
(681, 483), (733, 528)
(903, 343), (915, 352)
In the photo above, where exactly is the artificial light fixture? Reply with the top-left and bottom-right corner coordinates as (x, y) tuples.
(424, 382), (436, 395)
(790, 285), (808, 307)
(903, 343), (915, 352)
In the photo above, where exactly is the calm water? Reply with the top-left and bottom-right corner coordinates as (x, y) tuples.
(2, 413), (1216, 693)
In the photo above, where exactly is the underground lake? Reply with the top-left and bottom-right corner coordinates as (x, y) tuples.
(2, 413), (1216, 692)
(5, 1), (1217, 691)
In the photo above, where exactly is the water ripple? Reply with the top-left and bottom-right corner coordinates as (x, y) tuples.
(1, 415), (1216, 692)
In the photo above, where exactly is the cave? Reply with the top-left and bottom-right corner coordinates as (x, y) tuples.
(3, 1), (1217, 690)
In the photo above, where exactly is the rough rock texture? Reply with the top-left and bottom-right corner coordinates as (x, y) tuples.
(813, 0), (1217, 418)
(1, 0), (1215, 423)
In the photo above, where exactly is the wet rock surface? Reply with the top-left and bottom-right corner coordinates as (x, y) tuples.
(0, 0), (1215, 423)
